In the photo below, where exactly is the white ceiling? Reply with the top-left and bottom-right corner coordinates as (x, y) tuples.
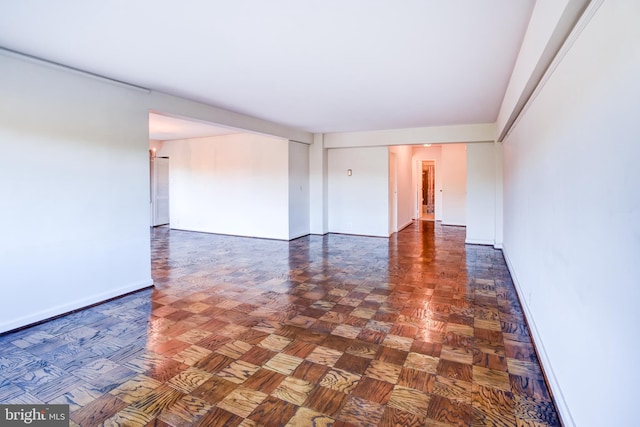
(0, 1), (535, 134)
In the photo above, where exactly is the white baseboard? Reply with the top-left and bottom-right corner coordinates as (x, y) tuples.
(288, 231), (310, 240)
(465, 238), (494, 246)
(501, 245), (574, 427)
(398, 220), (413, 231)
(0, 279), (153, 334)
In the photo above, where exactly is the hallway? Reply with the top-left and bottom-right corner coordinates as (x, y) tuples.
(0, 222), (559, 426)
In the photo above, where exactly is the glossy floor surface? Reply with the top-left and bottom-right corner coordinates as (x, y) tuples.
(0, 222), (560, 426)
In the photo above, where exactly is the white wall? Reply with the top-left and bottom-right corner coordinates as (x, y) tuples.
(0, 52), (152, 333)
(328, 147), (389, 237)
(466, 143), (496, 245)
(288, 141), (310, 239)
(149, 139), (164, 153)
(412, 146), (443, 221)
(389, 145), (413, 231)
(502, 1), (640, 425)
(159, 134), (291, 240)
(441, 144), (466, 226)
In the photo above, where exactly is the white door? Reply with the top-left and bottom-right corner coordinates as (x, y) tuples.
(152, 157), (170, 226)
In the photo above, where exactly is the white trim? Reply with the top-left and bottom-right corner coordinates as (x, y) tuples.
(398, 220), (413, 232)
(501, 244), (575, 427)
(441, 222), (465, 227)
(415, 158), (440, 223)
(464, 238), (494, 246)
(0, 279), (153, 334)
(289, 232), (310, 240)
(0, 47), (150, 93)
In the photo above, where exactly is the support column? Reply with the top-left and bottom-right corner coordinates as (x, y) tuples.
(494, 141), (504, 249)
(309, 133), (328, 234)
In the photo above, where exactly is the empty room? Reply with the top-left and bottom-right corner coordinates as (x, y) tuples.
(0, 1), (638, 426)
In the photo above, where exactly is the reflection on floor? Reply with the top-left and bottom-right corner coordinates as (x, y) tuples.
(421, 206), (435, 221)
(0, 222), (559, 426)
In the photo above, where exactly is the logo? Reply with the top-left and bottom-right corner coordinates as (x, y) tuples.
(0, 405), (68, 426)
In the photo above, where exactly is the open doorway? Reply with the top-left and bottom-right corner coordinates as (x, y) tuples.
(150, 151), (170, 227)
(148, 111), (242, 229)
(420, 160), (435, 221)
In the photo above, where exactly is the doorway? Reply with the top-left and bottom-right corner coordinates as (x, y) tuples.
(420, 161), (435, 221)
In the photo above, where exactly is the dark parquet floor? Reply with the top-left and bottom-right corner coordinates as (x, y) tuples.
(0, 221), (560, 426)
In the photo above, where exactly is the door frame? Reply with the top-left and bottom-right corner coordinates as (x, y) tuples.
(415, 158), (438, 220)
(389, 152), (398, 234)
(151, 156), (170, 226)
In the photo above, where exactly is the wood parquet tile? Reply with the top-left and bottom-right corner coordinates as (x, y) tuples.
(291, 360), (329, 384)
(338, 395), (386, 427)
(0, 221), (561, 426)
(305, 385), (349, 417)
(216, 387), (267, 418)
(352, 376), (394, 404)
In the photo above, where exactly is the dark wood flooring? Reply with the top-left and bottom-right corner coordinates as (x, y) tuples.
(0, 221), (560, 426)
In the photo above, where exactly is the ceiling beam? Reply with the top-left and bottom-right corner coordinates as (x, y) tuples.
(323, 123), (496, 148)
(497, 0), (598, 142)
